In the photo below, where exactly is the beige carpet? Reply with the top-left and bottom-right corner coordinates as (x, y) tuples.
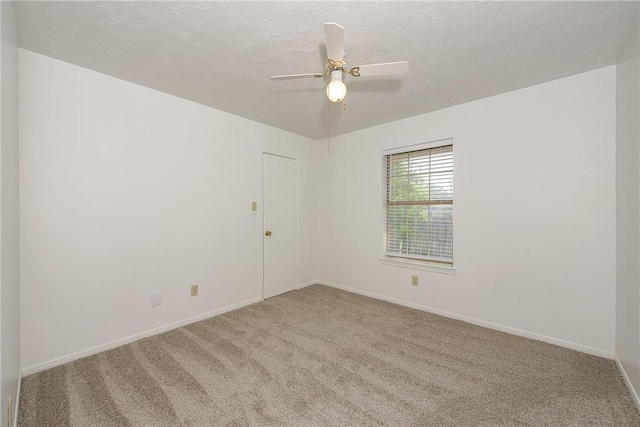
(18, 284), (640, 426)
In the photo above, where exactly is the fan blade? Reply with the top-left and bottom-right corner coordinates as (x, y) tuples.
(270, 73), (323, 81)
(324, 22), (345, 62)
(353, 61), (409, 77)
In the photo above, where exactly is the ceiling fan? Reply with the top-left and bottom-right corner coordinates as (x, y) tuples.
(270, 22), (409, 103)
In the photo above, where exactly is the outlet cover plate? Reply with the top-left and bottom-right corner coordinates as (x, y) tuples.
(191, 284), (198, 296)
(150, 292), (162, 307)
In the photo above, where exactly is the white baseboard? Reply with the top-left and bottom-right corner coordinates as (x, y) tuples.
(298, 280), (319, 289)
(13, 370), (21, 427)
(317, 281), (613, 360)
(22, 282), (615, 377)
(615, 354), (640, 412)
(21, 297), (262, 377)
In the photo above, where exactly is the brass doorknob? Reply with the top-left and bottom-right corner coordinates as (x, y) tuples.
(265, 231), (272, 236)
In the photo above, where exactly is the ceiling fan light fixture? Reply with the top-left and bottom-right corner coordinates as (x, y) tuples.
(270, 23), (409, 105)
(326, 70), (346, 103)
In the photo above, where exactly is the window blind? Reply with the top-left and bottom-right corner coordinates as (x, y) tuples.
(385, 144), (453, 264)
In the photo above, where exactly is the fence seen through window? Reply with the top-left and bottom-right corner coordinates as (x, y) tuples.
(385, 144), (453, 264)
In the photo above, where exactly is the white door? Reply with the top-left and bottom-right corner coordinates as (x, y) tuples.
(263, 153), (298, 299)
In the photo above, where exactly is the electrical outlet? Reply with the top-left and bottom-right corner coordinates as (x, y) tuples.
(191, 284), (199, 296)
(412, 276), (419, 286)
(251, 201), (257, 211)
(150, 292), (162, 307)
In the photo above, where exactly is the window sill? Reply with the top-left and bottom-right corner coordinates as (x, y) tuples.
(378, 256), (457, 274)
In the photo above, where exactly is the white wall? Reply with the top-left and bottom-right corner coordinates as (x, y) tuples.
(0, 1), (20, 426)
(19, 49), (317, 371)
(316, 67), (617, 357)
(615, 5), (640, 404)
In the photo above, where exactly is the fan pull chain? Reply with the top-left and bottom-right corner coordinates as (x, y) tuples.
(327, 96), (330, 155)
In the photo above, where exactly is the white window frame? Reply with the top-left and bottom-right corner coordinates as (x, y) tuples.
(379, 138), (456, 274)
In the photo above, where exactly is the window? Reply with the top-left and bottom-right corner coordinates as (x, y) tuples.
(384, 141), (453, 266)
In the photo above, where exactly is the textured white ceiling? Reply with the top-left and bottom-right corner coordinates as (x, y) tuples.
(15, 1), (638, 140)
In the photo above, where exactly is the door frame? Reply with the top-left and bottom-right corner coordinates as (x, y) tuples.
(261, 152), (300, 301)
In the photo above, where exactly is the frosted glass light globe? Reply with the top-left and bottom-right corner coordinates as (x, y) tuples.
(326, 78), (347, 103)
